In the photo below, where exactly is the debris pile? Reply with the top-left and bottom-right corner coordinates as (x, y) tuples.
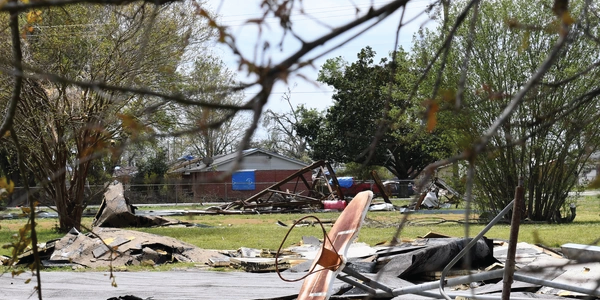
(186, 161), (348, 215)
(9, 227), (227, 269)
(261, 235), (600, 299)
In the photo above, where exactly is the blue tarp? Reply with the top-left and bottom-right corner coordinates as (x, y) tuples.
(177, 155), (195, 161)
(232, 170), (256, 191)
(334, 177), (354, 188)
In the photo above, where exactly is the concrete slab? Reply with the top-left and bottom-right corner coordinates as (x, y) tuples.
(0, 270), (313, 300)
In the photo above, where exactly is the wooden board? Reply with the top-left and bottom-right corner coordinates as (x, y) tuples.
(297, 191), (373, 300)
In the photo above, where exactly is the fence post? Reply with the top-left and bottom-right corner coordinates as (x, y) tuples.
(501, 177), (525, 300)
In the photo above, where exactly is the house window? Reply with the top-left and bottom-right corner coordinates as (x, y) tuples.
(232, 170), (256, 191)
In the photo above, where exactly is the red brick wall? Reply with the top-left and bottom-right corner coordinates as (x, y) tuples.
(192, 169), (311, 202)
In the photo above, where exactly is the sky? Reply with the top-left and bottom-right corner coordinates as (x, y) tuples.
(204, 0), (437, 123)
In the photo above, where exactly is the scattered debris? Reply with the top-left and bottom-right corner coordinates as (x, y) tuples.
(240, 190), (599, 300)
(182, 161), (402, 215)
(376, 237), (496, 280)
(230, 257), (291, 272)
(9, 227), (227, 268)
(414, 177), (464, 210)
(369, 203), (395, 211)
(561, 243), (600, 263)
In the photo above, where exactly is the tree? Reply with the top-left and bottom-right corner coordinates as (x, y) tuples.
(297, 47), (454, 179)
(2, 0), (600, 296)
(0, 3), (212, 232)
(419, 0), (600, 222)
(173, 56), (246, 159)
(259, 85), (311, 162)
(131, 150), (169, 201)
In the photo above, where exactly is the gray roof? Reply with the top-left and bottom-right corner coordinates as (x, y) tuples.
(170, 148), (308, 173)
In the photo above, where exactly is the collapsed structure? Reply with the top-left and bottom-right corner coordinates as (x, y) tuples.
(278, 191), (600, 300)
(3, 188), (599, 300)
(196, 160), (348, 214)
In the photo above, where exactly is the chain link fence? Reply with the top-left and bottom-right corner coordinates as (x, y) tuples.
(6, 182), (286, 207)
(5, 179), (415, 208)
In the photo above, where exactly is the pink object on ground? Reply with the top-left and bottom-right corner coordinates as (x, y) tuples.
(322, 200), (347, 210)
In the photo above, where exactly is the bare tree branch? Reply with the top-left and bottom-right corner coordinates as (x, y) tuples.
(0, 0), (182, 12)
(0, 3), (23, 138)
(0, 66), (252, 111)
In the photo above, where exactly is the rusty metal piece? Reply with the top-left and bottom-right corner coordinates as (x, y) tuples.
(502, 178), (525, 300)
(371, 170), (391, 204)
(315, 247), (342, 271)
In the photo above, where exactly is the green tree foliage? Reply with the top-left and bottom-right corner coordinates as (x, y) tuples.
(336, 162), (394, 180)
(0, 3), (212, 232)
(132, 151), (168, 185)
(297, 47), (454, 179)
(422, 0), (600, 222)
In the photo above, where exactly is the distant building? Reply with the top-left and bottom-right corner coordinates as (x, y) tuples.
(169, 148), (308, 202)
(580, 152), (600, 185)
(112, 165), (138, 184)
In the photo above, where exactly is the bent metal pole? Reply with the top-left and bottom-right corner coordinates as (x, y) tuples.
(438, 199), (516, 300)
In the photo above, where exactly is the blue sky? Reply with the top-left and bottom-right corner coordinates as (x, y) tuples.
(205, 0), (436, 115)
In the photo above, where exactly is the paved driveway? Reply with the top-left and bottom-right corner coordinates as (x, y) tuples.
(0, 270), (313, 300)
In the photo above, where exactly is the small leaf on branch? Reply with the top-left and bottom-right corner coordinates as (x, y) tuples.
(423, 100), (439, 132)
(0, 177), (15, 193)
(440, 89), (455, 104)
(26, 10), (43, 24)
(561, 11), (574, 25)
(117, 114), (149, 137)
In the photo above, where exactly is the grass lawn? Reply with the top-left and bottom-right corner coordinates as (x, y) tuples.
(1, 195), (599, 259)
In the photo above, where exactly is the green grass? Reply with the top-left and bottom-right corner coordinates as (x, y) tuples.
(1, 195), (599, 261)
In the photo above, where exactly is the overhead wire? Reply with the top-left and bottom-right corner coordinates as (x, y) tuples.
(218, 0), (431, 27)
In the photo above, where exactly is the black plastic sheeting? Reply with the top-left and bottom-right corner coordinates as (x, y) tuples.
(336, 237), (497, 298)
(377, 237), (496, 279)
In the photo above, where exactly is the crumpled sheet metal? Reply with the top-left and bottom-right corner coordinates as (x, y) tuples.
(47, 227), (226, 268)
(93, 181), (171, 228)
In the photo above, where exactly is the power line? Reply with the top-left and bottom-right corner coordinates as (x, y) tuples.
(216, 0), (433, 21)
(219, 3), (434, 27)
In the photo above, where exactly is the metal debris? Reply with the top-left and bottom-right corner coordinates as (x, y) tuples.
(9, 227), (227, 268)
(283, 189), (600, 300)
(93, 181), (177, 228)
